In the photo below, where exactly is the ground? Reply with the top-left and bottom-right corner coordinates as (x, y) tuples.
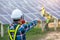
(0, 26), (47, 40)
(48, 22), (60, 28)
(0, 23), (60, 40)
(40, 31), (60, 40)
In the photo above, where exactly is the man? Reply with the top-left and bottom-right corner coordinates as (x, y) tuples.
(45, 19), (50, 31)
(8, 9), (40, 40)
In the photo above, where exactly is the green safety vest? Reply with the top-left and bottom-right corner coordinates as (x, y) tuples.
(46, 19), (50, 23)
(8, 24), (20, 40)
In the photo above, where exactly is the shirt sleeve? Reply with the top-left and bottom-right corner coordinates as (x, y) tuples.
(21, 20), (38, 32)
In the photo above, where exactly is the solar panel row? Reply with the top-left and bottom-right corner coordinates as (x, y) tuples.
(0, 0), (46, 24)
(0, 0), (60, 24)
(38, 0), (60, 19)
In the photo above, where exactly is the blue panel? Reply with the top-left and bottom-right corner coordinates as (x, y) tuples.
(0, 9), (8, 15)
(34, 14), (46, 21)
(4, 16), (13, 23)
(24, 15), (32, 22)
(0, 0), (54, 24)
(0, 16), (10, 24)
(46, 9), (60, 19)
(27, 14), (37, 19)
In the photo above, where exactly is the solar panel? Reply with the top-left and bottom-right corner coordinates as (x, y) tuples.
(38, 0), (60, 19)
(2, 0), (60, 24)
(0, 9), (7, 15)
(25, 13), (46, 21)
(0, 16), (11, 24)
(26, 14), (36, 19)
(4, 16), (13, 23)
(34, 13), (46, 21)
(24, 14), (32, 22)
(45, 6), (60, 19)
(48, 12), (60, 19)
(56, 12), (60, 15)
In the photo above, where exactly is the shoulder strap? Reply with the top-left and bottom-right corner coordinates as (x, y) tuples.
(14, 24), (20, 40)
(8, 24), (20, 40)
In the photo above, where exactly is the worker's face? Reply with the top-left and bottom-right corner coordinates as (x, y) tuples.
(18, 19), (23, 25)
(18, 18), (24, 24)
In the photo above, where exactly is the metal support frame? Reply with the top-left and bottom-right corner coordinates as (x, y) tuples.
(54, 19), (58, 31)
(41, 21), (45, 32)
(1, 23), (4, 37)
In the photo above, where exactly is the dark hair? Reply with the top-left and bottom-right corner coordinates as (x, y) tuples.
(13, 19), (20, 21)
(13, 19), (20, 24)
(13, 15), (24, 23)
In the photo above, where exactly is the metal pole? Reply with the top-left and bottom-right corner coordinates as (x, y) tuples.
(1, 24), (4, 37)
(41, 21), (45, 32)
(57, 19), (58, 27)
(54, 19), (58, 31)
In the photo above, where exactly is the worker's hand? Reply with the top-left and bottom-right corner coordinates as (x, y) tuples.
(18, 19), (25, 25)
(37, 20), (40, 23)
(34, 18), (40, 23)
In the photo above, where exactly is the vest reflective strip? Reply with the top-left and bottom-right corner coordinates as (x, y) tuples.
(14, 25), (20, 40)
(8, 24), (20, 40)
(8, 30), (13, 40)
(9, 30), (15, 32)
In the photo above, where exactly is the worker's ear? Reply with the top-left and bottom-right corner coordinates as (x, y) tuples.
(37, 20), (40, 23)
(34, 18), (40, 23)
(18, 19), (22, 24)
(18, 21), (22, 25)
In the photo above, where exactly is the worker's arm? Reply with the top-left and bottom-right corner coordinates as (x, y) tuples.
(21, 20), (39, 32)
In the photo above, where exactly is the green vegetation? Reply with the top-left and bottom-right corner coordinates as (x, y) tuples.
(0, 24), (9, 40)
(26, 27), (47, 40)
(0, 25), (47, 40)
(1, 24), (60, 40)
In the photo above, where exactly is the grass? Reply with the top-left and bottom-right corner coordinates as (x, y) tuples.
(0, 32), (8, 40)
(0, 24), (9, 40)
(26, 27), (47, 40)
(0, 24), (48, 40)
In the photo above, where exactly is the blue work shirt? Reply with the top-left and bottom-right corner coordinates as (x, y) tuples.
(9, 20), (38, 40)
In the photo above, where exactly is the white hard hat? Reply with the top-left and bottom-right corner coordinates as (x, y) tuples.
(11, 9), (23, 19)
